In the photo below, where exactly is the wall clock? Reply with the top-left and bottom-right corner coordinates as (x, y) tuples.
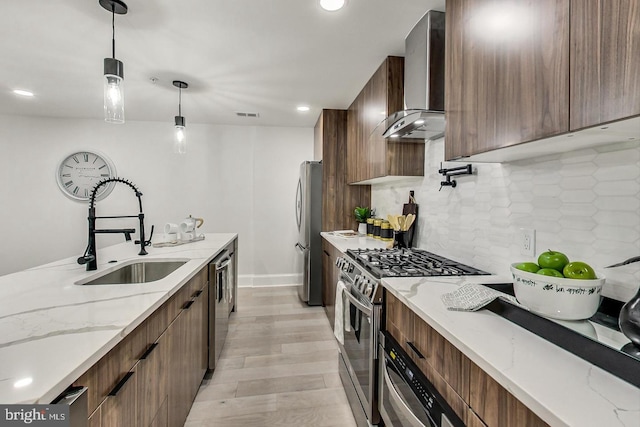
(56, 150), (117, 202)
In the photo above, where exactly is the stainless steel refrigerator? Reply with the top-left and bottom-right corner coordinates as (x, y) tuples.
(295, 161), (323, 306)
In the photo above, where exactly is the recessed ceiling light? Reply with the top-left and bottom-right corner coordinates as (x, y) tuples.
(13, 89), (34, 97)
(297, 106), (310, 112)
(320, 0), (345, 11)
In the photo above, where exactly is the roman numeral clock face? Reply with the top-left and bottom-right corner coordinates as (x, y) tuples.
(56, 151), (117, 202)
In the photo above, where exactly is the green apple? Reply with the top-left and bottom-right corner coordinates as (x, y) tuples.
(537, 250), (570, 272)
(563, 261), (597, 280)
(515, 262), (540, 273)
(536, 268), (564, 278)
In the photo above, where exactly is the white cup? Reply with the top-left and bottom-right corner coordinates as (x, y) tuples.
(164, 232), (178, 243)
(180, 221), (195, 233)
(164, 223), (179, 234)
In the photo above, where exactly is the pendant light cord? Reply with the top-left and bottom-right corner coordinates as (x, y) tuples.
(178, 87), (182, 116)
(111, 6), (116, 59)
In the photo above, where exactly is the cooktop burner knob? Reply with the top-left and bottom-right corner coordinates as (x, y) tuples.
(364, 283), (374, 297)
(359, 277), (367, 292)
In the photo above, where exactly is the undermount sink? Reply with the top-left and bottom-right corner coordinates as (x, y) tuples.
(77, 259), (189, 285)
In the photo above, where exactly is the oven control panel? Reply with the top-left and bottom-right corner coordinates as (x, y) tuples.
(336, 257), (355, 273)
(336, 257), (382, 303)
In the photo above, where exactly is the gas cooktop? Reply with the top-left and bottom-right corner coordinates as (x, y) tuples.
(346, 248), (490, 279)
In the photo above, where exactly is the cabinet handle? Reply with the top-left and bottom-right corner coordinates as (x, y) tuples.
(183, 300), (194, 310)
(192, 290), (203, 298)
(406, 341), (425, 359)
(108, 371), (135, 396)
(139, 343), (158, 360)
(323, 250), (330, 256)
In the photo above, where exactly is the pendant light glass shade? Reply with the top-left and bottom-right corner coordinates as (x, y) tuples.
(172, 80), (188, 154)
(104, 58), (124, 123)
(174, 116), (187, 154)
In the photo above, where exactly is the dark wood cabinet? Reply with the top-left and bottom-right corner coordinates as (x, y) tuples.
(88, 406), (101, 427)
(469, 362), (549, 427)
(74, 261), (214, 427)
(321, 239), (341, 326)
(75, 318), (147, 417)
(168, 270), (208, 427)
(445, 0), (639, 161)
(100, 369), (137, 427)
(148, 397), (168, 427)
(136, 331), (169, 427)
(445, 0), (570, 160)
(167, 307), (190, 427)
(315, 109), (370, 232)
(385, 291), (548, 427)
(466, 408), (489, 427)
(189, 281), (208, 401)
(570, 0), (640, 130)
(347, 56), (425, 184)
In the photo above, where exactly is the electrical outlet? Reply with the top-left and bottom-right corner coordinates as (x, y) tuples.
(519, 228), (536, 257)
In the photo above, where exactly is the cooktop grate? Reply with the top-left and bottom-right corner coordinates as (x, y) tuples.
(346, 248), (490, 279)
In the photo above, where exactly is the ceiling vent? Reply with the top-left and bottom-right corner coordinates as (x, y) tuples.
(236, 112), (260, 118)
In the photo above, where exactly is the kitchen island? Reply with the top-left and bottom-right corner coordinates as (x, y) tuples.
(0, 233), (236, 406)
(322, 233), (640, 427)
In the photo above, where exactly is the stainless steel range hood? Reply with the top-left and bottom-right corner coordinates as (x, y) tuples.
(381, 10), (445, 141)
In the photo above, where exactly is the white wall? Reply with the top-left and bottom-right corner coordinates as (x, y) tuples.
(372, 139), (640, 302)
(0, 114), (313, 285)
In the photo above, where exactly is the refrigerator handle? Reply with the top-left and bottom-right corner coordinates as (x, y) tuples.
(295, 179), (302, 230)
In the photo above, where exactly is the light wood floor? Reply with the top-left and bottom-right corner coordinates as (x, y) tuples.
(184, 286), (357, 427)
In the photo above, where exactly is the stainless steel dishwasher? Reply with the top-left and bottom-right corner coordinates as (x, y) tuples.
(52, 386), (88, 427)
(208, 249), (231, 370)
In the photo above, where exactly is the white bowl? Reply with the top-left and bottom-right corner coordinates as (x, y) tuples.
(510, 264), (605, 320)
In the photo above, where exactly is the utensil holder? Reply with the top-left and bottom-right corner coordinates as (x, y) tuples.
(393, 231), (410, 248)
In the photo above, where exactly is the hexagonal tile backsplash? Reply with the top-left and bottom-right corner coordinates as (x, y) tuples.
(371, 140), (640, 302)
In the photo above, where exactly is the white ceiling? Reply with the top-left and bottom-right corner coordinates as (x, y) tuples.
(0, 0), (445, 128)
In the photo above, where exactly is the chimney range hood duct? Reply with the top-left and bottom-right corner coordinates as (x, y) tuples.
(380, 10), (445, 141)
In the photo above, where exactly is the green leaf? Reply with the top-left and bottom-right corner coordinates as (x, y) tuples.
(354, 206), (371, 223)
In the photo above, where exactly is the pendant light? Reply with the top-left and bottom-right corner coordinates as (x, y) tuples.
(173, 80), (188, 154)
(100, 0), (128, 124)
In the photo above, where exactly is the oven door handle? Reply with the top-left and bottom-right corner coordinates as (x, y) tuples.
(383, 360), (429, 427)
(343, 289), (372, 317)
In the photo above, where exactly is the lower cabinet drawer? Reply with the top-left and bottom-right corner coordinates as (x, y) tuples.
(385, 291), (470, 401)
(469, 362), (549, 427)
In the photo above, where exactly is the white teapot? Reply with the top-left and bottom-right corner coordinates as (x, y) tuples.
(180, 215), (204, 241)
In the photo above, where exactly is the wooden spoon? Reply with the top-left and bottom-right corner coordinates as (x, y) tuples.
(404, 214), (415, 231)
(397, 215), (405, 231)
(387, 214), (398, 231)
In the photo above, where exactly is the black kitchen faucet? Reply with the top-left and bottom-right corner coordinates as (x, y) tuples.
(77, 177), (154, 271)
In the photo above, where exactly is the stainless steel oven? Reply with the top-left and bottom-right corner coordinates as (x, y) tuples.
(336, 257), (382, 426)
(379, 331), (465, 427)
(336, 248), (488, 426)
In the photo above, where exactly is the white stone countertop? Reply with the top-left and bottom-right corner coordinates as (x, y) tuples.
(321, 234), (640, 427)
(0, 233), (236, 405)
(320, 231), (390, 252)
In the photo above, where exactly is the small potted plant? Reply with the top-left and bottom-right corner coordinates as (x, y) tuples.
(354, 206), (372, 235)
